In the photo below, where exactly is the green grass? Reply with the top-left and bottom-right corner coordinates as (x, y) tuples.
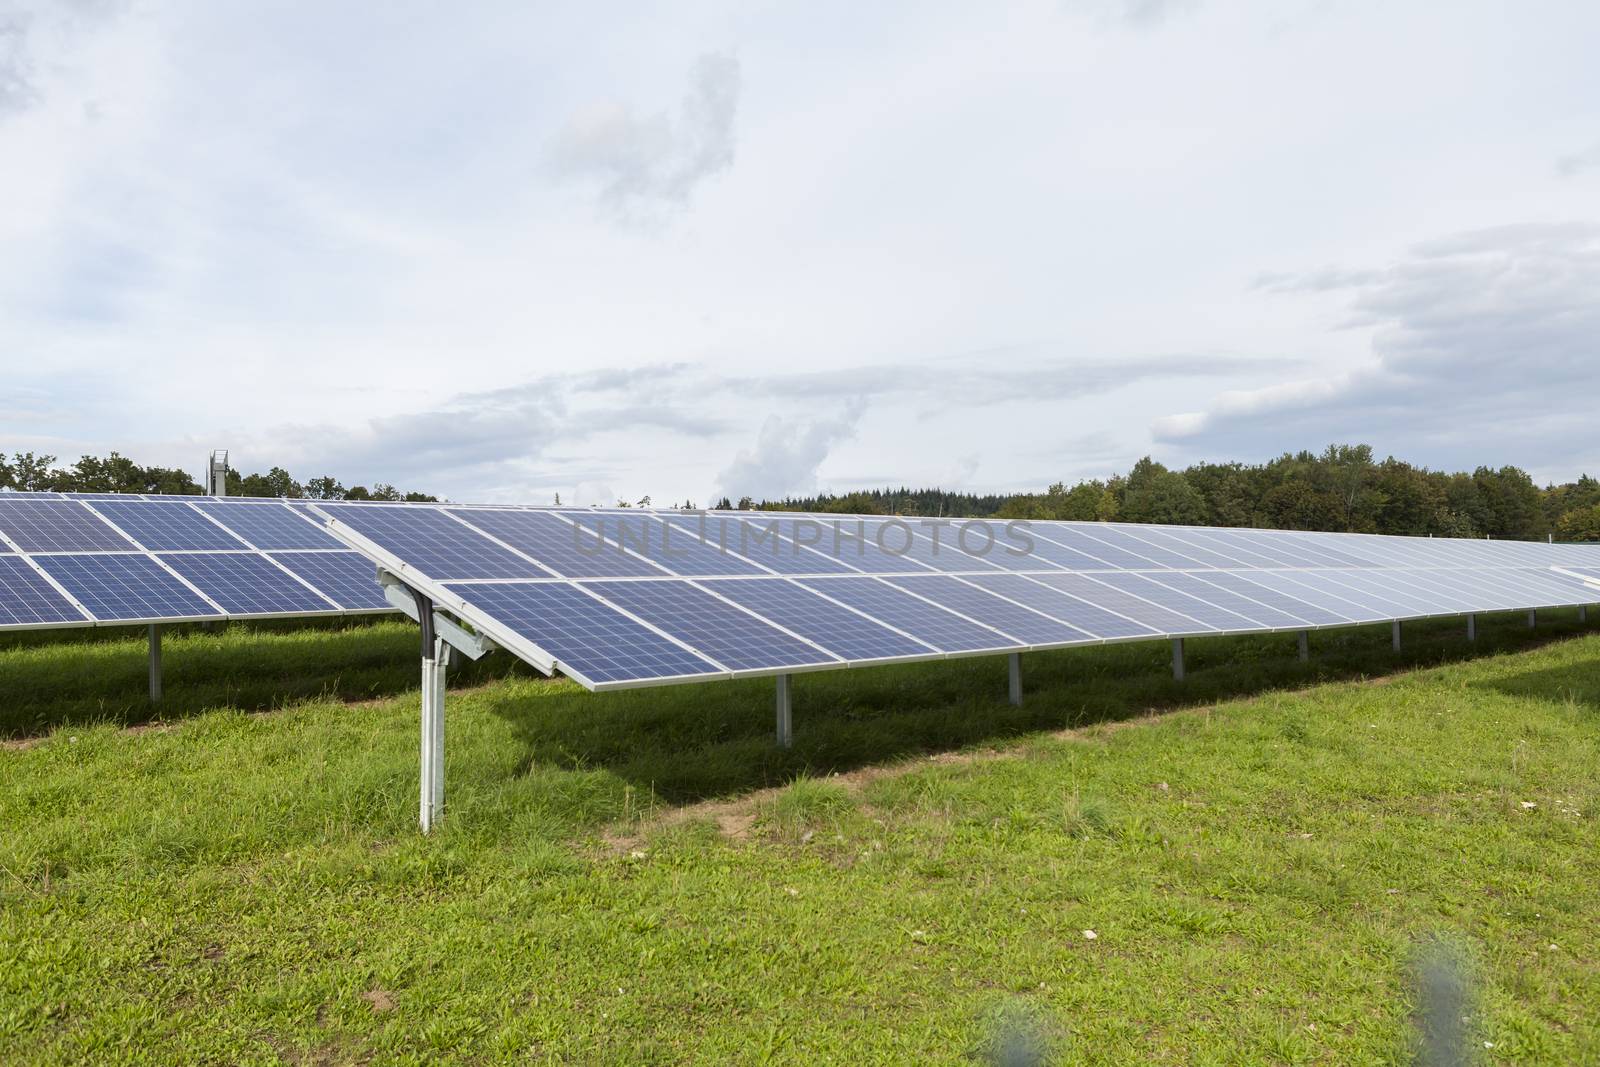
(2, 611), (1598, 1063)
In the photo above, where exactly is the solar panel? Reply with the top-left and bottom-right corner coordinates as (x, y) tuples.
(661, 515), (861, 575)
(1031, 526), (1161, 569)
(0, 498), (139, 552)
(1138, 571), (1311, 629)
(320, 503), (551, 580)
(441, 581), (723, 685)
(1088, 572), (1265, 631)
(883, 574), (1095, 645)
(561, 512), (770, 577)
(697, 578), (934, 660)
(159, 552), (338, 615)
(1190, 571), (1355, 626)
(798, 576), (1021, 653)
(857, 519), (1004, 574)
(1029, 573), (1218, 634)
(196, 500), (344, 550)
(269, 552), (390, 610)
(88, 500), (250, 551)
(0, 556), (86, 626)
(35, 553), (221, 622)
(583, 580), (837, 671)
(451, 509), (667, 578)
(961, 573), (1160, 640)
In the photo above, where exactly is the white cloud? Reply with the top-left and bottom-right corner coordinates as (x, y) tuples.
(716, 400), (866, 502)
(550, 51), (740, 221)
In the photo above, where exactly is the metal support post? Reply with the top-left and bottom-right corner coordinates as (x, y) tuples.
(148, 624), (162, 703)
(1528, 609), (1537, 629)
(412, 589), (444, 834)
(1392, 620), (1402, 651)
(1171, 638), (1185, 682)
(1007, 652), (1022, 706)
(1296, 630), (1309, 662)
(775, 673), (793, 748)
(1581, 605), (1589, 624)
(1467, 614), (1476, 642)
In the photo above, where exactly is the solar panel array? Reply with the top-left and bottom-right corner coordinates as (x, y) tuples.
(0, 493), (392, 630)
(309, 502), (1600, 691)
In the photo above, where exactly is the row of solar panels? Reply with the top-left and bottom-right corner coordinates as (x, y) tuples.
(0, 496), (389, 629)
(314, 500), (1600, 690)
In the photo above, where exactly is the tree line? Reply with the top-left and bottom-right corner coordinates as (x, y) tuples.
(0, 452), (436, 502)
(746, 445), (1600, 542)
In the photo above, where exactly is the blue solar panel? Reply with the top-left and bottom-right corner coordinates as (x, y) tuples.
(799, 577), (1020, 653)
(0, 499), (139, 552)
(269, 552), (390, 610)
(1130, 528), (1254, 569)
(949, 519), (1067, 573)
(1172, 529), (1286, 568)
(961, 574), (1160, 639)
(1138, 571), (1309, 628)
(160, 553), (338, 615)
(36, 554), (220, 621)
(1032, 526), (1163, 569)
(1029, 573), (1217, 634)
(321, 503), (550, 580)
(1006, 529), (1116, 571)
(858, 519), (1004, 573)
(584, 580), (836, 671)
(0, 557), (86, 625)
(196, 501), (344, 550)
(1373, 571), (1485, 613)
(1192, 572), (1355, 626)
(662, 515), (862, 575)
(1252, 571), (1398, 622)
(885, 575), (1096, 645)
(560, 512), (768, 576)
(442, 581), (722, 684)
(783, 516), (937, 573)
(1085, 527), (1204, 568)
(89, 500), (249, 551)
(1317, 570), (1443, 617)
(451, 509), (667, 578)
(1088, 572), (1262, 631)
(697, 578), (933, 660)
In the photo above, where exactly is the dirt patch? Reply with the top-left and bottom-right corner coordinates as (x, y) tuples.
(360, 989), (396, 1014)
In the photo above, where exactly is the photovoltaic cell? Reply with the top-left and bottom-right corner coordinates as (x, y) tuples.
(697, 578), (932, 660)
(962, 573), (1159, 639)
(321, 503), (550, 580)
(443, 581), (722, 684)
(1193, 572), (1356, 626)
(1254, 571), (1397, 622)
(450, 509), (667, 578)
(88, 500), (249, 551)
(858, 519), (1004, 573)
(36, 553), (219, 621)
(269, 552), (390, 610)
(1088, 572), (1264, 631)
(800, 577), (1021, 653)
(0, 557), (85, 625)
(1008, 530), (1119, 571)
(197, 500), (344, 550)
(1030, 573), (1216, 634)
(0, 499), (139, 552)
(1079, 527), (1200, 568)
(584, 580), (836, 671)
(160, 552), (337, 615)
(659, 515), (863, 575)
(1120, 527), (1247, 569)
(1031, 526), (1161, 569)
(885, 574), (1096, 645)
(561, 512), (768, 576)
(1139, 571), (1309, 628)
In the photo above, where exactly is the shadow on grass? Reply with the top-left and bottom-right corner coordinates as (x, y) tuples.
(1472, 657), (1600, 713)
(0, 617), (535, 739)
(485, 608), (1600, 804)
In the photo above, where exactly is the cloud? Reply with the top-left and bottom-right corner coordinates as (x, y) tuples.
(0, 0), (125, 117)
(1556, 140), (1600, 178)
(1065, 0), (1198, 28)
(1154, 222), (1600, 473)
(550, 52), (740, 220)
(715, 399), (866, 502)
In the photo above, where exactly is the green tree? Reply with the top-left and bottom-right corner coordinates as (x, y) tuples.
(1120, 458), (1208, 525)
(304, 476), (346, 500)
(1556, 505), (1600, 542)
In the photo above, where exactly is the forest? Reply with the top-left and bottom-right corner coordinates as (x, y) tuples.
(744, 445), (1600, 542)
(0, 451), (436, 502)
(6, 444), (1600, 541)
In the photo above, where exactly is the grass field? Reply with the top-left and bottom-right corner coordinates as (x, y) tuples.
(2, 610), (1598, 1063)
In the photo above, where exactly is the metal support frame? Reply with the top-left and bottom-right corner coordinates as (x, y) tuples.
(1007, 652), (1022, 706)
(775, 673), (793, 748)
(1582, 605), (1590, 624)
(1467, 614), (1477, 642)
(148, 624), (162, 703)
(1391, 620), (1402, 652)
(1296, 630), (1309, 662)
(1528, 609), (1537, 629)
(1171, 638), (1185, 682)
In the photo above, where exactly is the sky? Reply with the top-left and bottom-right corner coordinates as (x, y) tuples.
(1, 0), (1596, 505)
